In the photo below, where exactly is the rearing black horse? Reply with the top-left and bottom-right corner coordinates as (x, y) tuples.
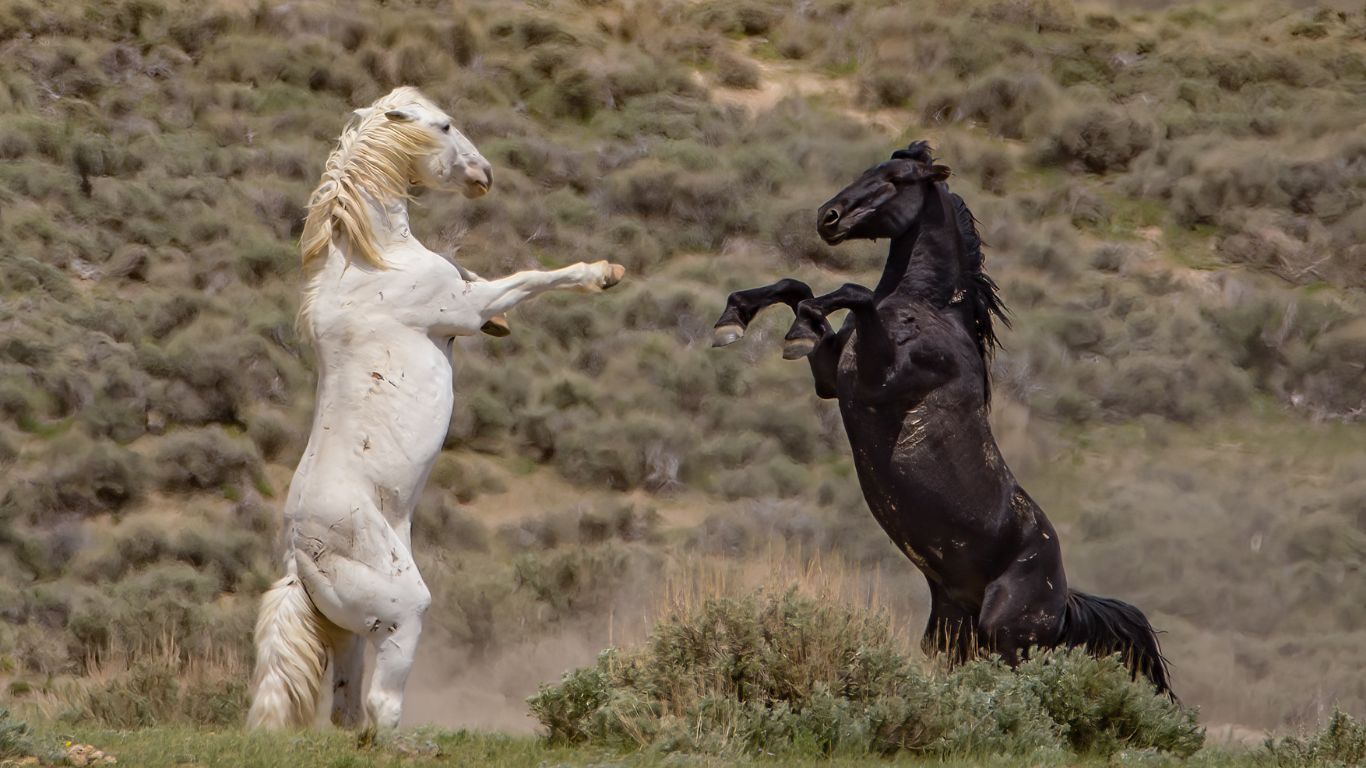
(712, 142), (1172, 695)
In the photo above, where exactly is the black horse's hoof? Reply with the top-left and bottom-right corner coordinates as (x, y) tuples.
(712, 324), (745, 347)
(782, 337), (816, 359)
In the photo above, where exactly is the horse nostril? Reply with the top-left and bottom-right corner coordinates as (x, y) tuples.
(822, 209), (841, 228)
(465, 162), (492, 193)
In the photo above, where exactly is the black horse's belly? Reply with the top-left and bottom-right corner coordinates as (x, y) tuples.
(838, 393), (1023, 607)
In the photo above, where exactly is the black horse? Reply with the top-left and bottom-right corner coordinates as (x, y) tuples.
(712, 142), (1172, 695)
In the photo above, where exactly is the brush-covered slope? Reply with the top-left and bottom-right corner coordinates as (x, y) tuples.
(0, 0), (1362, 731)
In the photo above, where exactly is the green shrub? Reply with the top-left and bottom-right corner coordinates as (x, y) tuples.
(244, 406), (300, 463)
(3, 438), (144, 521)
(924, 71), (1056, 140)
(1036, 102), (1154, 173)
(861, 68), (914, 109)
(428, 453), (506, 503)
(416, 497), (491, 553)
(714, 51), (760, 90)
(502, 503), (660, 550)
(154, 427), (261, 492)
(81, 354), (151, 443)
(0, 428), (16, 467)
(529, 590), (1201, 757)
(551, 414), (682, 491)
(513, 544), (652, 617)
(1265, 709), (1366, 767)
(1013, 652), (1205, 755)
(145, 325), (286, 425)
(86, 562), (241, 663)
(66, 657), (249, 728)
(603, 160), (751, 248)
(693, 1), (779, 37)
(0, 707), (51, 761)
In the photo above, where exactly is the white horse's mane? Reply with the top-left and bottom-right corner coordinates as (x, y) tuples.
(298, 87), (442, 335)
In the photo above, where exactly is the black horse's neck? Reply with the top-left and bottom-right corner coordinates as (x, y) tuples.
(873, 186), (963, 304)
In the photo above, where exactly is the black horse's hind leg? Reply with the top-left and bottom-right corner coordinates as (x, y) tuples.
(712, 278), (814, 347)
(922, 584), (978, 666)
(975, 556), (1067, 667)
(783, 283), (894, 387)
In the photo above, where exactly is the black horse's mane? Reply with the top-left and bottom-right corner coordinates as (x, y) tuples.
(894, 142), (1010, 402)
(949, 192), (1009, 365)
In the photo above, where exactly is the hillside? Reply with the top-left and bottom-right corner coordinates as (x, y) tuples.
(0, 0), (1363, 739)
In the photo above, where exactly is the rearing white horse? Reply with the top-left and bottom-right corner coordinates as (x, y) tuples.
(247, 87), (625, 731)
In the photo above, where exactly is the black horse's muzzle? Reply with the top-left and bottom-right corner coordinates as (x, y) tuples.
(817, 204), (847, 244)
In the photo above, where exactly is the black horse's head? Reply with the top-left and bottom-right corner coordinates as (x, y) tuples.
(819, 141), (1009, 398)
(816, 141), (949, 244)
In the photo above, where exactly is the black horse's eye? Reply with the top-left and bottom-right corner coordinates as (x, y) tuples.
(441, 123), (451, 133)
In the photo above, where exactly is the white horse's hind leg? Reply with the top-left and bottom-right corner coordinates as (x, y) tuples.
(330, 632), (366, 728)
(366, 615), (424, 729)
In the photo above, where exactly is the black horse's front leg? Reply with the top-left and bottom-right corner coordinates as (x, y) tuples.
(784, 283), (893, 388)
(712, 277), (848, 398)
(806, 319), (852, 399)
(712, 278), (814, 347)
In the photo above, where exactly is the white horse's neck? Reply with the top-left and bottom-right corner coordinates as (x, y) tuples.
(364, 193), (416, 253)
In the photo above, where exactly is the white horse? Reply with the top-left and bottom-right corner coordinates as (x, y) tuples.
(247, 87), (625, 731)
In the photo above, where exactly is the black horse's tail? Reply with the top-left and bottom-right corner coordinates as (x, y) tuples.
(1059, 589), (1173, 698)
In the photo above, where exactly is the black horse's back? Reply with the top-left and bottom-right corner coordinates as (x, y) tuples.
(1060, 590), (1173, 696)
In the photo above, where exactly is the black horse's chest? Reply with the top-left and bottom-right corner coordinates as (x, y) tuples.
(835, 306), (948, 405)
(848, 305), (923, 348)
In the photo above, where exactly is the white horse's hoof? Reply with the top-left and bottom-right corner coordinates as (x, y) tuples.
(603, 263), (626, 289)
(712, 324), (745, 347)
(481, 315), (511, 337)
(782, 337), (816, 359)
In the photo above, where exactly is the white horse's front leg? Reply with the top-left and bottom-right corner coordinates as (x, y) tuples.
(474, 260), (625, 321)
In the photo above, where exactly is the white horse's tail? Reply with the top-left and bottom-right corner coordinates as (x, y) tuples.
(247, 560), (329, 730)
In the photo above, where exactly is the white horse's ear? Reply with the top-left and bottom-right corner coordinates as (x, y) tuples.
(384, 108), (418, 123)
(352, 107), (376, 121)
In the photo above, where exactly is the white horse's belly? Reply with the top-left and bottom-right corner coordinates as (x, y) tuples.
(286, 328), (454, 540)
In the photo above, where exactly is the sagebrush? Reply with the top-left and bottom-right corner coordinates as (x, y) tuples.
(529, 590), (1204, 758)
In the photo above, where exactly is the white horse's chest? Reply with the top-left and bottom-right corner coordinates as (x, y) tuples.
(345, 335), (451, 467)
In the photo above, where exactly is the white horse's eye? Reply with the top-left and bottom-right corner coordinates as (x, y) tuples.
(441, 123), (451, 133)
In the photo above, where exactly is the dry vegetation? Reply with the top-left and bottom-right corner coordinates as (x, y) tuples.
(0, 0), (1362, 756)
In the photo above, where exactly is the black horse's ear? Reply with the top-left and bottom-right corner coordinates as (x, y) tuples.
(895, 163), (951, 184)
(892, 140), (934, 163)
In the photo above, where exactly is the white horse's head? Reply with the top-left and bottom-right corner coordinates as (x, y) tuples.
(357, 87), (492, 199)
